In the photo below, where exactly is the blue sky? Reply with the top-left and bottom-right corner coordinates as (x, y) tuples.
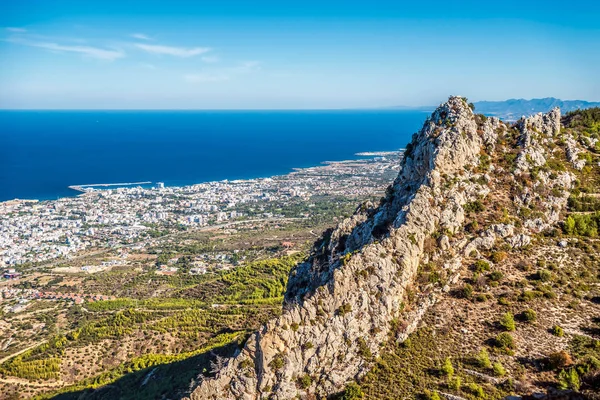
(1, 0), (599, 109)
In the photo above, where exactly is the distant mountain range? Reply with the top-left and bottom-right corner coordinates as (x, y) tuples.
(472, 98), (600, 120)
(389, 97), (600, 120)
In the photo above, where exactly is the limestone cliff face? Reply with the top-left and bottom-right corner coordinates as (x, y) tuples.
(187, 97), (578, 400)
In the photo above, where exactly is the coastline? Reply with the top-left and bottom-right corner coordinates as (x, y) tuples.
(1, 149), (404, 205)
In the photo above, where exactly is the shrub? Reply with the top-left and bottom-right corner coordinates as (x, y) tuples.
(298, 374), (312, 389)
(552, 325), (564, 337)
(466, 382), (485, 398)
(338, 303), (352, 316)
(500, 312), (516, 331)
(290, 322), (300, 331)
(269, 354), (285, 370)
(489, 271), (503, 282)
(493, 362), (506, 376)
(490, 251), (507, 263)
(495, 332), (515, 350)
(424, 390), (442, 400)
(563, 213), (600, 237)
(441, 357), (454, 377)
(448, 376), (461, 390)
(522, 309), (536, 322)
(473, 260), (491, 273)
(537, 269), (552, 282)
(558, 368), (580, 390)
(549, 351), (573, 370)
(341, 382), (364, 400)
(462, 284), (474, 299)
(464, 200), (485, 214)
(498, 297), (510, 306)
(477, 348), (491, 369)
(302, 341), (313, 350)
(357, 337), (372, 358)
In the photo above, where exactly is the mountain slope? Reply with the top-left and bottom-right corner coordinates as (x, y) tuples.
(187, 98), (600, 399)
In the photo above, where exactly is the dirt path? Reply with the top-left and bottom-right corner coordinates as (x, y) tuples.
(0, 375), (63, 387)
(0, 340), (46, 364)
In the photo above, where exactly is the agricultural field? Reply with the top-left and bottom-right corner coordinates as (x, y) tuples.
(0, 195), (369, 399)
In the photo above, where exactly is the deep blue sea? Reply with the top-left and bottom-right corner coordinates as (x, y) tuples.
(0, 110), (428, 201)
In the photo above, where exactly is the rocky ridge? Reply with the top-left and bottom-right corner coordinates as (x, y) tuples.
(187, 97), (589, 400)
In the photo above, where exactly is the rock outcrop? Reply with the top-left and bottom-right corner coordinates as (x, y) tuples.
(186, 97), (577, 400)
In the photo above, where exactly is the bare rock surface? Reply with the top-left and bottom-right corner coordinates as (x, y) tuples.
(186, 98), (575, 400)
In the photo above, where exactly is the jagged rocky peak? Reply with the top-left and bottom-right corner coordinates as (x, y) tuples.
(186, 97), (581, 400)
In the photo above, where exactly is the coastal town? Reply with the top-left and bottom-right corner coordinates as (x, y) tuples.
(0, 152), (402, 269)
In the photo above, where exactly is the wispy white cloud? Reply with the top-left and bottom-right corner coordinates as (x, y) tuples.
(201, 55), (220, 63)
(6, 37), (125, 61)
(135, 43), (210, 57)
(131, 33), (151, 40)
(6, 27), (27, 33)
(140, 63), (157, 70)
(184, 61), (261, 84)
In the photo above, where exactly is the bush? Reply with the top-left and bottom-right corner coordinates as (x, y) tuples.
(558, 368), (580, 390)
(493, 362), (506, 376)
(441, 357), (454, 377)
(464, 201), (485, 214)
(489, 271), (503, 282)
(269, 354), (285, 370)
(462, 284), (474, 299)
(500, 312), (516, 331)
(490, 251), (507, 263)
(341, 382), (364, 400)
(477, 348), (492, 369)
(357, 337), (372, 358)
(549, 351), (573, 370)
(537, 269), (552, 282)
(424, 390), (442, 400)
(495, 332), (515, 350)
(473, 260), (491, 273)
(302, 341), (313, 350)
(552, 325), (564, 337)
(448, 376), (461, 390)
(522, 309), (537, 322)
(298, 374), (312, 389)
(563, 213), (600, 237)
(466, 382), (485, 398)
(338, 303), (352, 316)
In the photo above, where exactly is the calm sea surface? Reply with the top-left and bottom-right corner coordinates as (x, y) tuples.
(0, 110), (428, 201)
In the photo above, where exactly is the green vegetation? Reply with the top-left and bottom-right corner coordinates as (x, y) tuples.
(473, 260), (491, 274)
(358, 328), (510, 400)
(568, 195), (600, 212)
(464, 200), (485, 214)
(522, 309), (536, 322)
(466, 382), (485, 398)
(441, 357), (454, 377)
(564, 107), (600, 135)
(341, 382), (364, 400)
(552, 325), (565, 337)
(494, 332), (515, 351)
(476, 349), (491, 369)
(492, 362), (506, 377)
(338, 303), (353, 316)
(2, 254), (306, 398)
(299, 374), (313, 389)
(557, 368), (580, 390)
(499, 312), (515, 331)
(563, 212), (600, 237)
